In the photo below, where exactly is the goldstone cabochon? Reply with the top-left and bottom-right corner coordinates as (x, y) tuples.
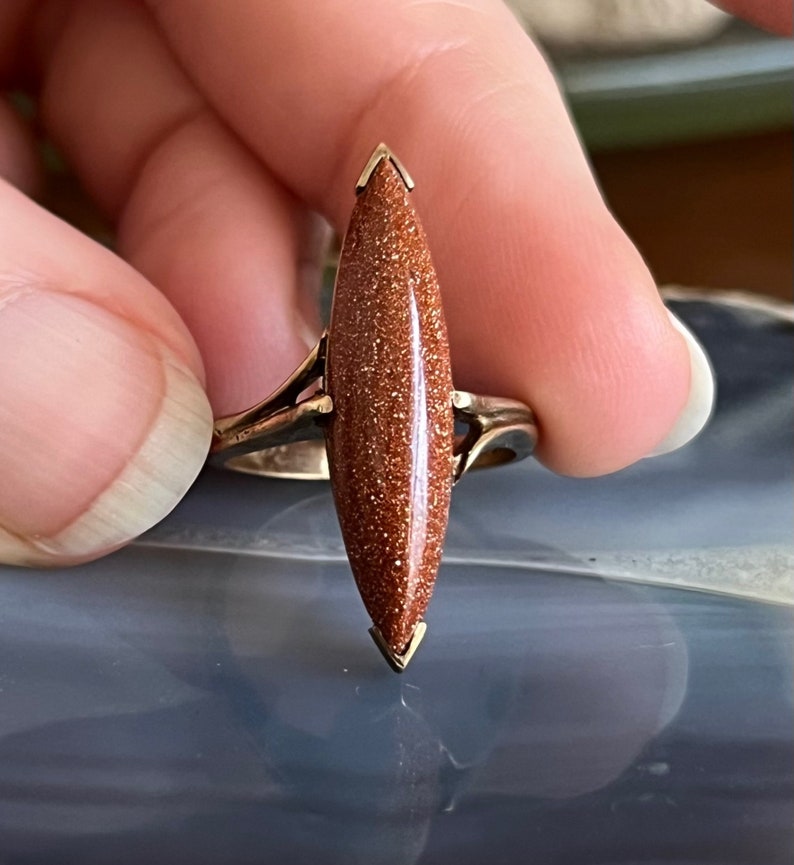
(325, 157), (454, 656)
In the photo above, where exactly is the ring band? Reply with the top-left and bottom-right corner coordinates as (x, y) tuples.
(210, 144), (537, 671)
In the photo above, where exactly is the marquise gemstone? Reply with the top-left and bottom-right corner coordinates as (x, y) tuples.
(325, 156), (454, 656)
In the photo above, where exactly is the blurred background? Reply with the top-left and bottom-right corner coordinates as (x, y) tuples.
(511, 0), (793, 300)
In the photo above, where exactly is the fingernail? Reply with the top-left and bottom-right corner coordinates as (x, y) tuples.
(0, 287), (212, 565)
(647, 309), (715, 457)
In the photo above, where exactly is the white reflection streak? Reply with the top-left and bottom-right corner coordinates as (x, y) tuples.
(406, 292), (428, 602)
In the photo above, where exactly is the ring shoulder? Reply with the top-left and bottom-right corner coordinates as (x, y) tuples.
(452, 391), (538, 482)
(210, 333), (332, 468)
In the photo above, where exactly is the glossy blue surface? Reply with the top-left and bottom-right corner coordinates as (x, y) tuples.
(0, 295), (791, 864)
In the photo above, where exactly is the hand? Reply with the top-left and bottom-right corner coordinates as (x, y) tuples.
(0, 0), (788, 567)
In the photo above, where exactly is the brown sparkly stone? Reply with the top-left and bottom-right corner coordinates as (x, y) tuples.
(325, 156), (454, 657)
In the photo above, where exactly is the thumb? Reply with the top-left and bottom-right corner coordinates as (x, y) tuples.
(0, 179), (212, 566)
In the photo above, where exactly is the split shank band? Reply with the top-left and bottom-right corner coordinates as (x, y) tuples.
(209, 144), (537, 672)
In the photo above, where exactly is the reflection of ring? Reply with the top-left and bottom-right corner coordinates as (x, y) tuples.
(210, 144), (537, 672)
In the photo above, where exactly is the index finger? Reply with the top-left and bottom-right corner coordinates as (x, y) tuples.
(146, 0), (700, 475)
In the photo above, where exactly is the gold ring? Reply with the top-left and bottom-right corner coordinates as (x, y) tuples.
(210, 144), (537, 672)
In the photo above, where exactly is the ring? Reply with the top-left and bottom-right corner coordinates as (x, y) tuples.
(210, 144), (537, 672)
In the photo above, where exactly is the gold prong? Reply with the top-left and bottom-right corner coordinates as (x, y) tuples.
(369, 622), (427, 673)
(355, 143), (415, 194)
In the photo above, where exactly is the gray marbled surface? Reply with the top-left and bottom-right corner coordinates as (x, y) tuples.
(0, 294), (791, 864)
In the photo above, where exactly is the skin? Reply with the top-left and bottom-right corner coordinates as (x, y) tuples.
(0, 0), (790, 567)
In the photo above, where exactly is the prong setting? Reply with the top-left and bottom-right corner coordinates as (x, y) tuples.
(355, 143), (415, 194)
(369, 622), (427, 673)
